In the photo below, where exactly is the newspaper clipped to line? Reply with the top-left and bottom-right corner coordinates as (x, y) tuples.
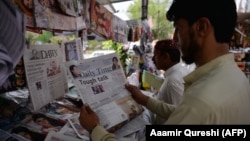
(23, 45), (68, 110)
(65, 53), (143, 131)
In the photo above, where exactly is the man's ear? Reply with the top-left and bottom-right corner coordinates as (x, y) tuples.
(196, 18), (211, 36)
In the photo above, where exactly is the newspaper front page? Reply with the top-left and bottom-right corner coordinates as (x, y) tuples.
(66, 53), (143, 131)
(23, 45), (68, 110)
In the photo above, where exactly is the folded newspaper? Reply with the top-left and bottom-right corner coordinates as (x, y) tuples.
(65, 53), (143, 132)
(142, 70), (164, 90)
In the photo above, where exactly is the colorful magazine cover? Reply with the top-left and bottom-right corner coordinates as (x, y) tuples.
(9, 125), (46, 141)
(39, 98), (80, 120)
(90, 0), (113, 39)
(13, 0), (36, 28)
(33, 0), (82, 30)
(19, 112), (67, 135)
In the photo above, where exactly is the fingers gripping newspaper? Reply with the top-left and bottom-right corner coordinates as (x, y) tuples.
(66, 53), (143, 132)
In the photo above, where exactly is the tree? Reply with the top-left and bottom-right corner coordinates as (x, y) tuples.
(26, 31), (39, 45)
(127, 0), (174, 40)
(88, 40), (101, 50)
(35, 30), (53, 44)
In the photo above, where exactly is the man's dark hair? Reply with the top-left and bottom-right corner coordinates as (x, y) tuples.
(154, 39), (180, 62)
(166, 0), (237, 43)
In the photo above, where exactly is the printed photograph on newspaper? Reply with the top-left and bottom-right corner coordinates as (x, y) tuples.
(65, 53), (143, 132)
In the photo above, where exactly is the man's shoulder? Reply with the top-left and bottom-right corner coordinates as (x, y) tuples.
(168, 67), (189, 79)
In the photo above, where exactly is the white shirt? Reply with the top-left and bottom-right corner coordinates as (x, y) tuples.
(153, 63), (190, 124)
(157, 63), (190, 105)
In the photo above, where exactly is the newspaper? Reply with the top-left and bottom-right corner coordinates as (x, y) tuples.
(114, 116), (148, 138)
(65, 53), (143, 132)
(45, 131), (82, 141)
(67, 114), (90, 140)
(59, 122), (83, 139)
(142, 70), (164, 90)
(68, 114), (147, 140)
(23, 45), (68, 110)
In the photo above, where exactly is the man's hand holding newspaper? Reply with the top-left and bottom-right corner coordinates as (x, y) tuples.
(79, 104), (100, 132)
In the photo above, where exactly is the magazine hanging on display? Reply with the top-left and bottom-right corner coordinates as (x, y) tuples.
(64, 38), (84, 62)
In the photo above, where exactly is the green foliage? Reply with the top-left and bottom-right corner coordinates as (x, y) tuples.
(25, 30), (76, 45)
(35, 30), (53, 43)
(111, 42), (128, 73)
(101, 40), (128, 73)
(127, 0), (174, 40)
(49, 36), (66, 45)
(101, 40), (113, 50)
(88, 40), (101, 50)
(25, 31), (39, 44)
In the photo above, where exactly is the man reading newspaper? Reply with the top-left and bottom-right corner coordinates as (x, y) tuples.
(66, 53), (144, 138)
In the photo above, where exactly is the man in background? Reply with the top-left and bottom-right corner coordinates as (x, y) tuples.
(149, 39), (190, 124)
